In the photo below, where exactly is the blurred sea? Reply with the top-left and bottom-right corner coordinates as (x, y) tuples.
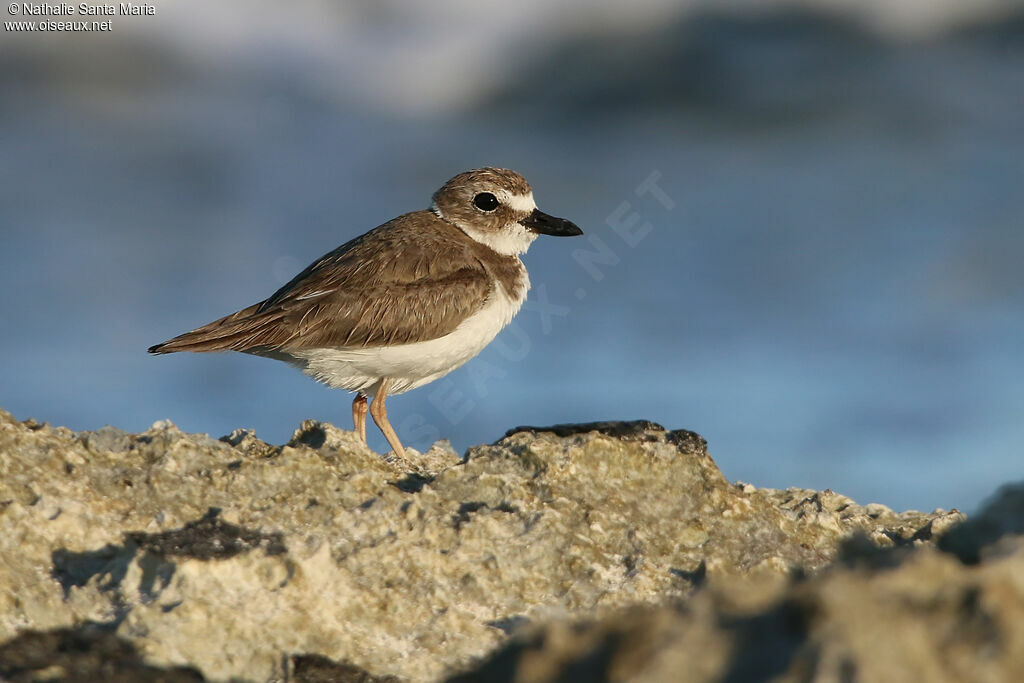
(2, 0), (1022, 513)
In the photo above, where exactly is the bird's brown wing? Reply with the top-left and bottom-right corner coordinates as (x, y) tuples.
(149, 212), (494, 354)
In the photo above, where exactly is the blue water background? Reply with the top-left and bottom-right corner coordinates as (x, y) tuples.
(2, 2), (1022, 513)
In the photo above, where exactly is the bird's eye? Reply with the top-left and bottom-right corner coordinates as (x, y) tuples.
(473, 192), (499, 212)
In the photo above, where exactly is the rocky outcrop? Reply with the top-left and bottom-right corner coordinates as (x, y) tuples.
(0, 409), (993, 681)
(452, 487), (1024, 682)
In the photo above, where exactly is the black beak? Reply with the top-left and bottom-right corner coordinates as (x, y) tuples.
(519, 209), (583, 237)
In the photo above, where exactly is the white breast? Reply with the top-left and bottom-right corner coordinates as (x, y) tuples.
(279, 272), (529, 396)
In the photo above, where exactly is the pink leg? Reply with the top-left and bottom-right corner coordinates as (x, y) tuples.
(352, 393), (368, 444)
(368, 379), (406, 457)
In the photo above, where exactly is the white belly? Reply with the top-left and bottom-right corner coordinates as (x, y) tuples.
(276, 280), (527, 396)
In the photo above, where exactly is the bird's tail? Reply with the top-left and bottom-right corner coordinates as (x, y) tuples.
(148, 302), (274, 354)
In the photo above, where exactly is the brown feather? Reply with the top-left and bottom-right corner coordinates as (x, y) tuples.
(148, 210), (526, 355)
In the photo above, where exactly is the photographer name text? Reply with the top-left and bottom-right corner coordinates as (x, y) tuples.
(15, 3), (155, 16)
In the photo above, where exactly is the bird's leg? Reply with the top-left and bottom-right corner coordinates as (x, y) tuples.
(368, 378), (406, 457)
(351, 393), (368, 444)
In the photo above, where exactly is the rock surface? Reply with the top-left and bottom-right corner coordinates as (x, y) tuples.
(451, 496), (1024, 682)
(0, 408), (993, 681)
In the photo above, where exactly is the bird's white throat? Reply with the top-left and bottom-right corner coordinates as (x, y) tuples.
(456, 221), (538, 256)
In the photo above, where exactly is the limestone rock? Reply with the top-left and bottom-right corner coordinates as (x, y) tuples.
(0, 409), (964, 681)
(449, 486), (1024, 682)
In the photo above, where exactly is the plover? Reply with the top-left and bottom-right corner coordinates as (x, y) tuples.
(149, 168), (582, 457)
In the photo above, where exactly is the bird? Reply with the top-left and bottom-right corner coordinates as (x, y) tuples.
(149, 167), (583, 458)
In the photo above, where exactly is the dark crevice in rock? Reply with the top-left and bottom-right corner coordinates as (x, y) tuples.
(126, 507), (286, 560)
(666, 429), (708, 456)
(563, 633), (622, 681)
(291, 424), (328, 449)
(51, 547), (141, 630)
(453, 501), (488, 529)
(290, 653), (402, 682)
(877, 527), (923, 548)
(447, 623), (623, 683)
(502, 421), (709, 456)
(453, 501), (518, 530)
(220, 428), (282, 459)
(455, 593), (822, 682)
(51, 544), (134, 599)
(50, 509), (285, 611)
(136, 552), (177, 604)
(836, 533), (911, 570)
(503, 420), (668, 441)
(486, 615), (530, 635)
(719, 597), (817, 683)
(22, 418), (46, 431)
(446, 628), (538, 683)
(938, 483), (1024, 565)
(391, 472), (433, 493)
(838, 658), (858, 683)
(955, 586), (1001, 652)
(669, 559), (707, 587)
(0, 625), (205, 682)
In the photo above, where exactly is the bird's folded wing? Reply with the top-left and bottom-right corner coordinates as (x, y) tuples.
(150, 218), (494, 353)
